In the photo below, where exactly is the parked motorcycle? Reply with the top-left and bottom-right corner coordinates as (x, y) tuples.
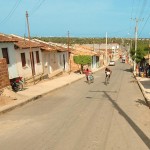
(10, 77), (24, 92)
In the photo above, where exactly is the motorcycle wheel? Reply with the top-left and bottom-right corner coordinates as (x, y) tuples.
(12, 86), (19, 92)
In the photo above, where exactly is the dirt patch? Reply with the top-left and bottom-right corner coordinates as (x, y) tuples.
(0, 96), (15, 107)
(0, 87), (18, 107)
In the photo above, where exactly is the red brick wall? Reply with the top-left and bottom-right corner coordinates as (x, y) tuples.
(0, 58), (10, 89)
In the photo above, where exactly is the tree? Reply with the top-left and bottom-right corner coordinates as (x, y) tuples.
(130, 41), (147, 63)
(73, 55), (92, 73)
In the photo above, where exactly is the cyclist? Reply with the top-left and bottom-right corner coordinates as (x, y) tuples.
(84, 68), (92, 81)
(105, 67), (112, 80)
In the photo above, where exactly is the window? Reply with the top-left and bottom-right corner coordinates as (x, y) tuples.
(36, 51), (40, 63)
(21, 53), (26, 67)
(2, 48), (9, 64)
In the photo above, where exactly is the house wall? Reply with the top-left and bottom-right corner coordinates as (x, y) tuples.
(100, 54), (104, 67)
(42, 51), (49, 74)
(16, 48), (43, 79)
(0, 58), (10, 89)
(41, 51), (69, 75)
(70, 54), (81, 72)
(91, 56), (97, 69)
(0, 42), (19, 79)
(58, 51), (69, 71)
(49, 51), (59, 72)
(70, 54), (101, 72)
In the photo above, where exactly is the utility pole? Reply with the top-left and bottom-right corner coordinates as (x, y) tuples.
(67, 31), (71, 74)
(26, 11), (35, 84)
(148, 38), (150, 65)
(93, 38), (94, 51)
(131, 18), (143, 75)
(105, 32), (108, 65)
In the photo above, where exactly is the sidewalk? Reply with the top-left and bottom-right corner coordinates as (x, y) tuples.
(136, 76), (150, 109)
(0, 67), (105, 115)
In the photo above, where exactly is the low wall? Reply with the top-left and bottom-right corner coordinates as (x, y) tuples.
(0, 58), (10, 89)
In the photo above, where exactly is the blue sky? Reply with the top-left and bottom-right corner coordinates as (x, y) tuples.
(0, 0), (150, 38)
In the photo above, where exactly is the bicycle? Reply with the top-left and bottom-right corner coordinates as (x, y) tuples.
(87, 73), (94, 84)
(105, 72), (110, 85)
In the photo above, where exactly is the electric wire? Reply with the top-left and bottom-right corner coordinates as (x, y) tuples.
(138, 0), (147, 19)
(129, 0), (135, 36)
(138, 0), (150, 37)
(138, 14), (150, 37)
(130, 0), (150, 38)
(0, 0), (22, 25)
(29, 0), (46, 17)
(137, 0), (147, 35)
(136, 0), (141, 18)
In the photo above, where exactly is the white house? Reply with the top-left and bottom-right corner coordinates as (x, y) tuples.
(0, 34), (43, 80)
(0, 34), (19, 79)
(33, 39), (69, 77)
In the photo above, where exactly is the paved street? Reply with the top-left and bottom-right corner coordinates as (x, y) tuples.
(0, 61), (150, 150)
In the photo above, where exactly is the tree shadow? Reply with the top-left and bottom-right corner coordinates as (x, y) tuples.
(135, 99), (149, 107)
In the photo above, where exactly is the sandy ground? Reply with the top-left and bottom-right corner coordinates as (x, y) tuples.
(0, 88), (19, 107)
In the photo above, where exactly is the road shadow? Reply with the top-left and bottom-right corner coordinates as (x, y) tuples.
(21, 87), (28, 91)
(124, 68), (132, 72)
(102, 81), (110, 86)
(89, 90), (150, 149)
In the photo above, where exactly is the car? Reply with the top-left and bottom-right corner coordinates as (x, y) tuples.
(109, 61), (115, 66)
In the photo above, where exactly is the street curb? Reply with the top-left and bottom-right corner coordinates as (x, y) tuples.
(0, 66), (106, 115)
(134, 76), (150, 109)
(0, 74), (86, 115)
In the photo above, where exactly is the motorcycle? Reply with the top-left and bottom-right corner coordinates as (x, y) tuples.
(10, 77), (24, 92)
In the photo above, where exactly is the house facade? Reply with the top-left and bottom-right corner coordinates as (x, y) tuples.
(0, 34), (19, 79)
(70, 44), (99, 72)
(10, 35), (44, 80)
(33, 39), (69, 77)
(0, 34), (43, 80)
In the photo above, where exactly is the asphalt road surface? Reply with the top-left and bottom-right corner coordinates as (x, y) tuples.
(0, 61), (150, 150)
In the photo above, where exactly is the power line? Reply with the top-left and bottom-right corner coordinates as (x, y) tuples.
(29, 0), (46, 17)
(139, 15), (150, 37)
(129, 0), (135, 34)
(138, 0), (148, 19)
(131, 0), (135, 19)
(0, 0), (22, 25)
(137, 0), (148, 34)
(129, 0), (150, 38)
(136, 0), (141, 18)
(138, 0), (150, 37)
